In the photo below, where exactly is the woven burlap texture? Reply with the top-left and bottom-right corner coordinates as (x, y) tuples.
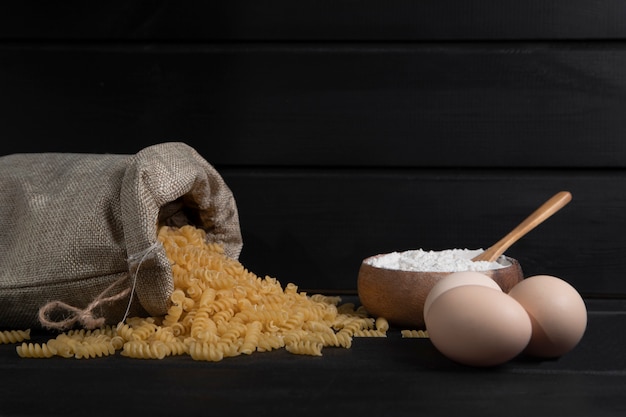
(0, 142), (242, 330)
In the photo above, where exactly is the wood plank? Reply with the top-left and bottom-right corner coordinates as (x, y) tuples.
(1, 43), (626, 167)
(221, 168), (626, 297)
(2, 1), (626, 41)
(2, 313), (625, 415)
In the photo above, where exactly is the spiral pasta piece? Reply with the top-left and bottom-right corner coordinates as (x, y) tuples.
(257, 332), (284, 352)
(375, 317), (390, 332)
(401, 329), (429, 338)
(16, 342), (55, 358)
(285, 340), (323, 356)
(74, 339), (116, 359)
(162, 304), (184, 328)
(240, 321), (262, 355)
(122, 340), (168, 360)
(129, 319), (158, 341)
(353, 329), (387, 338)
(164, 338), (188, 356)
(0, 329), (30, 344)
(187, 341), (223, 362)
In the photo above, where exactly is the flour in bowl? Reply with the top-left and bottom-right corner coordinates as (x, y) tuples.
(366, 249), (507, 272)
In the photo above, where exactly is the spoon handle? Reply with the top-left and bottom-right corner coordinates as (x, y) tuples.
(473, 191), (572, 263)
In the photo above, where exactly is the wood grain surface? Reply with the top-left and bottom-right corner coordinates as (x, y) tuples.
(1, 2), (624, 297)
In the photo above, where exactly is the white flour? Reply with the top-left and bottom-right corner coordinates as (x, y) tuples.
(365, 248), (507, 272)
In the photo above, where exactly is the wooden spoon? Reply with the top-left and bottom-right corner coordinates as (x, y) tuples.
(472, 191), (572, 263)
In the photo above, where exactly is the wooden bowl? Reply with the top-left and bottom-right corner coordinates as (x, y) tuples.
(357, 254), (524, 329)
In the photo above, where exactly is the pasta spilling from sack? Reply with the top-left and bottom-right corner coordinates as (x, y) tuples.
(13, 224), (389, 361)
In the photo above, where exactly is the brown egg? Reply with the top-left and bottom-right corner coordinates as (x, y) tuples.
(508, 274), (587, 358)
(425, 285), (532, 367)
(423, 271), (503, 318)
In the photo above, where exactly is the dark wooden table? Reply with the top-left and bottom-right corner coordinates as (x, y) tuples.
(1, 297), (624, 417)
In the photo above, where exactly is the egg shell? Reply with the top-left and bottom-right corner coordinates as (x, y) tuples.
(423, 271), (503, 319)
(425, 285), (532, 367)
(508, 274), (587, 358)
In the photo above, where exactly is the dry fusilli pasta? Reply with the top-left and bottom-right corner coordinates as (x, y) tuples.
(401, 329), (429, 338)
(14, 224), (389, 361)
(0, 329), (30, 344)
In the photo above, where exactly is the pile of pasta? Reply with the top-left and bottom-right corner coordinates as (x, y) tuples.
(3, 224), (394, 361)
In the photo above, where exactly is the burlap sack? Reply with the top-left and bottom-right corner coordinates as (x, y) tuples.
(0, 142), (242, 330)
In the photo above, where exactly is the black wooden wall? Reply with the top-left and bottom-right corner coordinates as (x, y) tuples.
(1, 1), (625, 297)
